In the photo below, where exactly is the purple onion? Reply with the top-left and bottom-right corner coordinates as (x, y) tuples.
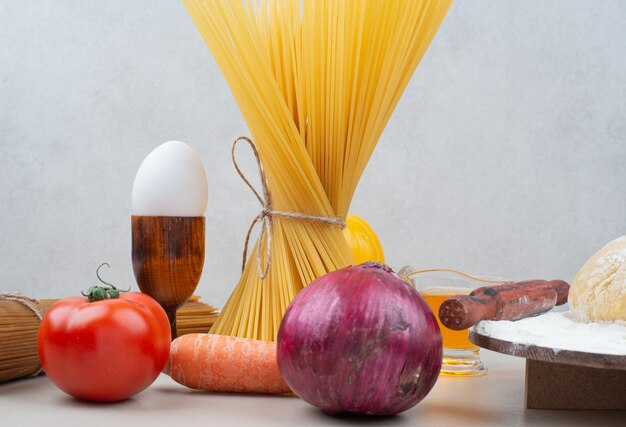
(277, 262), (442, 415)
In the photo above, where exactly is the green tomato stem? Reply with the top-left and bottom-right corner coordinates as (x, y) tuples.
(81, 263), (130, 302)
(96, 262), (115, 288)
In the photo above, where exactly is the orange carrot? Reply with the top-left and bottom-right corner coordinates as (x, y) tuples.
(164, 333), (290, 394)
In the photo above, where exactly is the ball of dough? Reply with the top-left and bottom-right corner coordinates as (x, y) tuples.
(570, 236), (626, 322)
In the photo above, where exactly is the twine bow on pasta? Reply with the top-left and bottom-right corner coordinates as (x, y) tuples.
(0, 292), (43, 321)
(231, 136), (346, 280)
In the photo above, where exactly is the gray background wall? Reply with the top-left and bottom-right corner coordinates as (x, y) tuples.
(1, 1), (625, 306)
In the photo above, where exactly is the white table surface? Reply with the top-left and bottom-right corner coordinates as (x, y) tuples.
(1, 349), (624, 427)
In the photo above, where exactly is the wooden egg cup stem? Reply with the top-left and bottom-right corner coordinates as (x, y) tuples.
(131, 215), (205, 339)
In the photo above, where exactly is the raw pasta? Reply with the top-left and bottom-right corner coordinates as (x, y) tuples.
(184, 0), (453, 340)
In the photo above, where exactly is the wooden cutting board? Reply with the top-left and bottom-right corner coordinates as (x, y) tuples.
(469, 326), (626, 409)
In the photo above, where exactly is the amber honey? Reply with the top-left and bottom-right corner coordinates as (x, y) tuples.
(421, 288), (477, 350)
(402, 270), (489, 377)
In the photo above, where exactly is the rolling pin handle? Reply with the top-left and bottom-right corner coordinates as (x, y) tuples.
(439, 296), (490, 331)
(547, 280), (570, 305)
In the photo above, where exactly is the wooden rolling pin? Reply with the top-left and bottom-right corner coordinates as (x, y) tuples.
(438, 280), (570, 330)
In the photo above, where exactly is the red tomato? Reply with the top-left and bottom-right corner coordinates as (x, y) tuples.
(38, 292), (170, 402)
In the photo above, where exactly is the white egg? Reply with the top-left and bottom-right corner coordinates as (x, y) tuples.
(132, 141), (208, 216)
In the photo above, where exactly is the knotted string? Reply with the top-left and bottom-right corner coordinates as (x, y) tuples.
(231, 136), (346, 280)
(0, 292), (44, 376)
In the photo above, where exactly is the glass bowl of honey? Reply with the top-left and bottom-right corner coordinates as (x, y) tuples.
(398, 267), (506, 377)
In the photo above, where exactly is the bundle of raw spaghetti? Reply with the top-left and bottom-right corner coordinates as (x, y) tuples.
(175, 296), (220, 336)
(0, 294), (54, 383)
(184, 0), (453, 340)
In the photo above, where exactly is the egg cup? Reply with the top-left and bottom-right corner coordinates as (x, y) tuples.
(131, 215), (205, 339)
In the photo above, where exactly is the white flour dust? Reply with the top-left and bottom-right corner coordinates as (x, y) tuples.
(473, 310), (626, 356)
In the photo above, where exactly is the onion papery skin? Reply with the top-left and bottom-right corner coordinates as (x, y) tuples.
(277, 262), (443, 415)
